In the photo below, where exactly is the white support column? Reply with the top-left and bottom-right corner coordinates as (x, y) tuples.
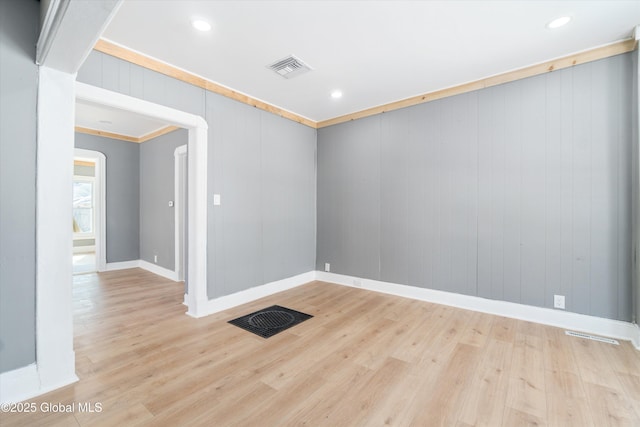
(36, 66), (79, 390)
(186, 124), (209, 317)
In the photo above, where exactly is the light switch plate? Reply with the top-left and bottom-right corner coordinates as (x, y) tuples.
(213, 194), (221, 205)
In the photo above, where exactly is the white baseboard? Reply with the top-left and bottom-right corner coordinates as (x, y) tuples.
(104, 260), (140, 271)
(0, 363), (78, 404)
(104, 259), (179, 282)
(631, 324), (640, 350)
(138, 260), (178, 281)
(316, 271), (640, 350)
(0, 364), (40, 404)
(194, 271), (316, 317)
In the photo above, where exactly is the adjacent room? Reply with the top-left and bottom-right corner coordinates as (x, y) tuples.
(1, 0), (640, 425)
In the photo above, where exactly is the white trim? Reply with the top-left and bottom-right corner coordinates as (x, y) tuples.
(139, 260), (179, 282)
(0, 363), (76, 404)
(104, 260), (140, 271)
(0, 364), (39, 404)
(193, 271), (316, 318)
(174, 145), (187, 282)
(74, 148), (106, 271)
(315, 271), (640, 350)
(632, 324), (640, 350)
(103, 259), (179, 282)
(75, 82), (208, 317)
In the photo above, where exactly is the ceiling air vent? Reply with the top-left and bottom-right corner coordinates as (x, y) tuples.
(267, 54), (312, 79)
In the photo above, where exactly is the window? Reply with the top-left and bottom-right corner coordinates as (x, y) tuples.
(73, 176), (95, 238)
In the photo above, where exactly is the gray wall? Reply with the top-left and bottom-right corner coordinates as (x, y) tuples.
(634, 48), (639, 325)
(0, 0), (39, 373)
(318, 53), (633, 322)
(207, 94), (317, 297)
(75, 133), (140, 263)
(77, 50), (317, 299)
(139, 128), (188, 270)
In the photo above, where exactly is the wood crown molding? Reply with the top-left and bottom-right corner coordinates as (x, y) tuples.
(75, 125), (180, 143)
(317, 38), (636, 128)
(93, 38), (636, 130)
(94, 39), (317, 129)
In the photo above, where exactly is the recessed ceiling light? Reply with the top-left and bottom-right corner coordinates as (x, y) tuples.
(192, 19), (211, 32)
(331, 90), (343, 99)
(546, 16), (571, 29)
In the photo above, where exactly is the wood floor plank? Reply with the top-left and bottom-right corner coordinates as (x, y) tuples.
(410, 343), (481, 426)
(583, 382), (640, 426)
(570, 336), (627, 390)
(615, 372), (640, 419)
(459, 311), (494, 348)
(2, 270), (638, 427)
(505, 329), (548, 422)
(457, 338), (513, 426)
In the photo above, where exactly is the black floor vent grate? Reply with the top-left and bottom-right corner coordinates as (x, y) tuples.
(227, 305), (313, 338)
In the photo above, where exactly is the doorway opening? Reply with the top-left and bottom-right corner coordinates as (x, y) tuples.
(73, 148), (106, 273)
(74, 82), (209, 317)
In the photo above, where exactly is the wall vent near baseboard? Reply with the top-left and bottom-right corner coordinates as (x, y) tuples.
(565, 330), (619, 345)
(267, 54), (312, 79)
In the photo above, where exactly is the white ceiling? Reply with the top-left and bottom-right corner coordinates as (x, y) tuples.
(100, 0), (640, 123)
(76, 99), (171, 138)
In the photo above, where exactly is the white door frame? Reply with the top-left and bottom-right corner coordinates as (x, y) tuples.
(74, 148), (106, 271)
(174, 144), (187, 282)
(74, 83), (209, 318)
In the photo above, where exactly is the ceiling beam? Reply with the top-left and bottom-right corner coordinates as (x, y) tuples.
(37, 0), (123, 73)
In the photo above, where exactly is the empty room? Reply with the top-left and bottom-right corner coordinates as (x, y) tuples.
(1, 0), (640, 426)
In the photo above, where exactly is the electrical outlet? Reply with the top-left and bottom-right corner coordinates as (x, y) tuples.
(154, 255), (158, 263)
(554, 294), (565, 309)
(324, 263), (330, 272)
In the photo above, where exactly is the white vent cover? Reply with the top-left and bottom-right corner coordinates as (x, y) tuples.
(267, 54), (312, 79)
(565, 330), (619, 345)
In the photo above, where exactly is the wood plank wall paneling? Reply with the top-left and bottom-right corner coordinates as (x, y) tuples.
(316, 52), (634, 321)
(92, 38), (636, 130)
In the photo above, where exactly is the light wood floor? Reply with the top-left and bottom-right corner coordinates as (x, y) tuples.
(2, 269), (639, 426)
